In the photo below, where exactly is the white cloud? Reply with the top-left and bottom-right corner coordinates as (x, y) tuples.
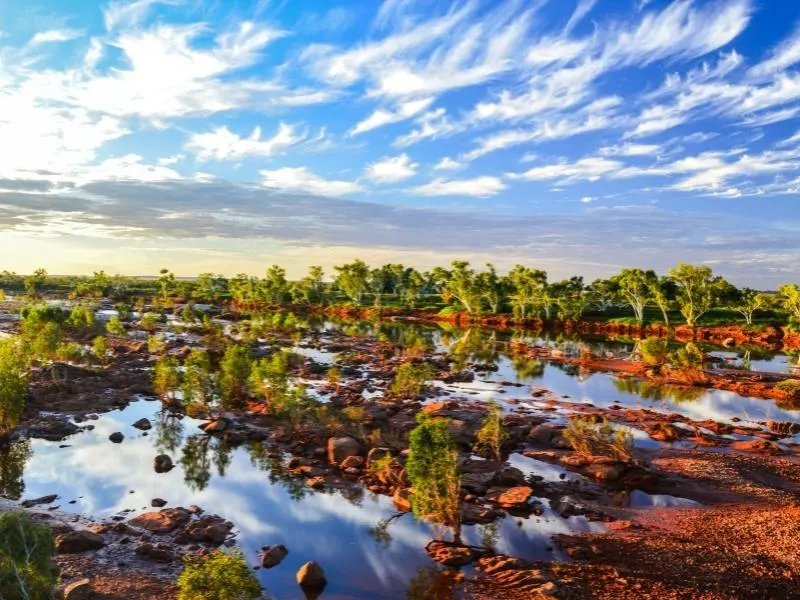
(158, 154), (185, 166)
(433, 157), (463, 171)
(103, 0), (179, 31)
(393, 108), (458, 147)
(599, 143), (660, 156)
(410, 176), (506, 197)
(350, 97), (433, 136)
(186, 123), (306, 161)
(749, 22), (800, 79)
(260, 167), (362, 196)
(509, 157), (623, 183)
(29, 29), (82, 46)
(364, 154), (418, 183)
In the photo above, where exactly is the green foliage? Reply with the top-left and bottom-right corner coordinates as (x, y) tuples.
(778, 284), (800, 324)
(610, 268), (656, 324)
(66, 304), (96, 332)
(563, 416), (634, 462)
(154, 356), (181, 400)
(473, 402), (508, 460)
(334, 259), (371, 305)
(249, 350), (291, 410)
(732, 288), (769, 326)
(406, 415), (461, 538)
(368, 453), (396, 484)
(140, 312), (162, 332)
(182, 349), (215, 409)
(0, 511), (58, 599)
(390, 362), (435, 399)
(147, 334), (167, 354)
(776, 379), (800, 398)
(23, 268), (47, 299)
(326, 366), (342, 389)
(668, 263), (728, 328)
(106, 315), (126, 336)
(669, 342), (705, 369)
(640, 337), (669, 366)
(181, 305), (197, 324)
(29, 322), (64, 361)
(55, 341), (85, 363)
(0, 340), (29, 435)
(219, 345), (253, 409)
(92, 336), (110, 365)
(177, 550), (261, 600)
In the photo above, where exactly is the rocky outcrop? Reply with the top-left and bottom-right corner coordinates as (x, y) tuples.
(129, 508), (191, 533)
(56, 530), (105, 554)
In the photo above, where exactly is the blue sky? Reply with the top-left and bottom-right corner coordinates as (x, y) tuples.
(0, 0), (798, 287)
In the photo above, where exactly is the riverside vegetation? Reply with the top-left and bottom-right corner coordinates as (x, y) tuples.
(0, 262), (798, 599)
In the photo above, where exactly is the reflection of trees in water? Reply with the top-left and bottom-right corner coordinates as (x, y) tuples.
(247, 442), (307, 501)
(510, 355), (544, 381)
(478, 520), (500, 552)
(406, 565), (459, 600)
(154, 412), (184, 455)
(179, 435), (234, 493)
(449, 329), (499, 369)
(612, 377), (706, 404)
(367, 512), (407, 548)
(0, 439), (31, 500)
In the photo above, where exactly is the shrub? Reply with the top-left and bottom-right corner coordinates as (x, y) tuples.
(0, 511), (58, 599)
(776, 379), (800, 398)
(219, 346), (253, 409)
(177, 550), (261, 600)
(55, 341), (85, 363)
(93, 336), (110, 365)
(406, 414), (462, 542)
(639, 337), (669, 366)
(563, 416), (634, 462)
(326, 366), (342, 389)
(669, 342), (705, 370)
(473, 402), (508, 460)
(0, 340), (29, 434)
(140, 312), (161, 332)
(181, 349), (215, 409)
(106, 316), (126, 336)
(368, 453), (396, 484)
(29, 321), (63, 361)
(390, 363), (435, 399)
(154, 356), (181, 400)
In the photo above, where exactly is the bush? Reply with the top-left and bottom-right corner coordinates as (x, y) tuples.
(473, 402), (508, 460)
(0, 340), (29, 434)
(107, 316), (126, 336)
(668, 342), (704, 370)
(776, 379), (800, 398)
(93, 336), (110, 365)
(177, 550), (261, 600)
(639, 337), (669, 366)
(390, 363), (435, 399)
(0, 511), (58, 599)
(437, 306), (460, 317)
(563, 416), (634, 462)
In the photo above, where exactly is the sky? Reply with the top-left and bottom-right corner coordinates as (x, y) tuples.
(0, 0), (799, 287)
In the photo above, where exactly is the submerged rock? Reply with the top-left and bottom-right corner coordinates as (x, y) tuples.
(426, 540), (477, 566)
(60, 578), (92, 600)
(132, 418), (152, 431)
(297, 561), (327, 589)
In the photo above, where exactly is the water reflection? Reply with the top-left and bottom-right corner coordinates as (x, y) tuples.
(0, 438), (30, 500)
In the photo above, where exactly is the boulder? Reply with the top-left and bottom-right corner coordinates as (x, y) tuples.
(260, 544), (288, 568)
(340, 455), (365, 470)
(584, 462), (625, 482)
(56, 530), (105, 554)
(461, 472), (495, 495)
(21, 494), (58, 508)
(495, 467), (527, 487)
(327, 437), (362, 464)
(154, 454), (174, 473)
(135, 542), (175, 562)
(489, 486), (534, 508)
(132, 418), (152, 431)
(109, 432), (124, 443)
(297, 561), (327, 589)
(426, 541), (476, 566)
(151, 498), (168, 508)
(129, 508), (191, 533)
(201, 419), (228, 433)
(61, 579), (92, 600)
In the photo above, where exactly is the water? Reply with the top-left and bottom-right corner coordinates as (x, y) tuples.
(6, 318), (800, 598)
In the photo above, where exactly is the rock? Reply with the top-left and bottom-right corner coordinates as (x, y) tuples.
(490, 486), (534, 508)
(201, 419), (228, 433)
(327, 436), (362, 464)
(136, 542), (175, 562)
(179, 519), (232, 544)
(392, 488), (412, 512)
(527, 425), (557, 445)
(306, 476), (325, 489)
(129, 508), (191, 533)
(426, 541), (476, 566)
(461, 472), (495, 495)
(340, 455), (365, 470)
(297, 561), (327, 589)
(151, 498), (168, 508)
(21, 494), (58, 508)
(584, 462), (626, 482)
(132, 418), (152, 431)
(109, 432), (124, 443)
(61, 579), (92, 600)
(722, 337), (736, 348)
(495, 467), (526, 487)
(154, 454), (174, 473)
(260, 544), (288, 568)
(56, 530), (105, 554)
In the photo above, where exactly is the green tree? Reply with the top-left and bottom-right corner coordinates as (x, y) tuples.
(647, 276), (676, 327)
(0, 340), (29, 435)
(177, 550), (261, 600)
(23, 268), (47, 299)
(219, 346), (253, 409)
(154, 356), (181, 401)
(406, 415), (462, 543)
(438, 261), (482, 314)
(507, 265), (548, 319)
(334, 259), (371, 304)
(295, 265), (326, 304)
(732, 288), (768, 326)
(159, 268), (177, 302)
(92, 336), (110, 365)
(0, 511), (58, 599)
(552, 277), (591, 321)
(668, 263), (727, 328)
(778, 284), (800, 324)
(249, 350), (292, 411)
(182, 349), (215, 410)
(610, 268), (656, 324)
(261, 265), (290, 305)
(390, 363), (435, 399)
(476, 263), (504, 314)
(195, 273), (228, 303)
(403, 269), (426, 308)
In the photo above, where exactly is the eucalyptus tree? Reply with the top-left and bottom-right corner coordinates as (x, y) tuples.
(295, 265), (326, 304)
(261, 265), (290, 305)
(778, 283), (800, 323)
(647, 276), (676, 327)
(507, 265), (548, 319)
(552, 277), (592, 321)
(732, 288), (769, 326)
(369, 266), (391, 307)
(477, 263), (504, 314)
(403, 269), (427, 308)
(182, 349), (215, 411)
(195, 273), (228, 303)
(334, 259), (371, 304)
(0, 340), (29, 435)
(228, 273), (259, 307)
(668, 263), (728, 328)
(438, 261), (483, 314)
(610, 268), (657, 324)
(218, 346), (253, 409)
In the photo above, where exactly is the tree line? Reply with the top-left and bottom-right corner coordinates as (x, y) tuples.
(2, 262), (799, 327)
